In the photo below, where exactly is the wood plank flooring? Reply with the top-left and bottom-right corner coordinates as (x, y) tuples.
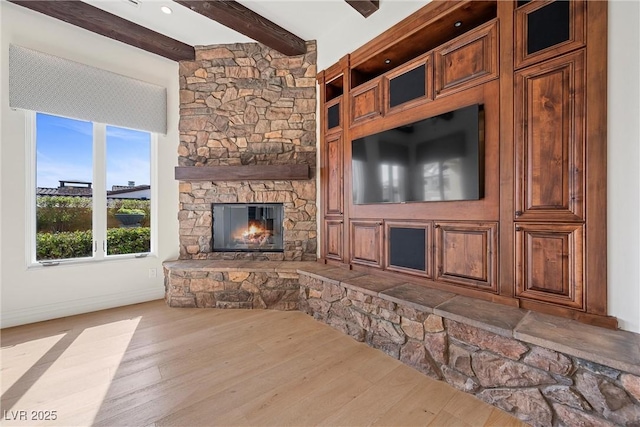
(1, 300), (527, 426)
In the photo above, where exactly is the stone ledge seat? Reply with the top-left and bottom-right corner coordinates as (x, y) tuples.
(164, 260), (640, 426)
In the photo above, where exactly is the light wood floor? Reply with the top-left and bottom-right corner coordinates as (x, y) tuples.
(1, 300), (527, 427)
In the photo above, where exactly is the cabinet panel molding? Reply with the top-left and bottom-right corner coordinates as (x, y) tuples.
(350, 220), (383, 268)
(324, 133), (343, 216)
(434, 20), (499, 98)
(324, 219), (344, 261)
(435, 221), (498, 291)
(384, 220), (433, 278)
(514, 50), (585, 221)
(515, 223), (584, 310)
(350, 79), (382, 125)
(515, 0), (585, 69)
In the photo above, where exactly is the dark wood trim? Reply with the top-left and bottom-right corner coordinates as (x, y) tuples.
(173, 0), (306, 56)
(498, 0), (516, 299)
(174, 165), (309, 181)
(584, 0), (608, 316)
(8, 0), (195, 61)
(345, 0), (380, 18)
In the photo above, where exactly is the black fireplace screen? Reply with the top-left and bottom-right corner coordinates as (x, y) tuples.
(212, 203), (284, 252)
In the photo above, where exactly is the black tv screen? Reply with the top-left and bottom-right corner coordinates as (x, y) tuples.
(352, 104), (483, 204)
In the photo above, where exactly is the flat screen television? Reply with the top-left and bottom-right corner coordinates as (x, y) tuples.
(352, 104), (483, 204)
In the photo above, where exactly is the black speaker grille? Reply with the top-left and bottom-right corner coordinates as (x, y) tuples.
(389, 65), (426, 108)
(389, 227), (426, 271)
(327, 103), (340, 129)
(527, 1), (570, 55)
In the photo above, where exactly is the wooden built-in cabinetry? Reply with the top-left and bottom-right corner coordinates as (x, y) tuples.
(318, 0), (610, 326)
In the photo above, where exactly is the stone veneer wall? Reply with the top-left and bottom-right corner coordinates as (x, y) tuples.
(177, 42), (317, 261)
(298, 274), (640, 427)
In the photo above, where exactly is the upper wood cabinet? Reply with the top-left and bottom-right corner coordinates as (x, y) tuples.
(350, 79), (382, 126)
(515, 222), (584, 310)
(514, 50), (585, 222)
(515, 0), (585, 69)
(434, 221), (498, 291)
(384, 53), (433, 114)
(434, 20), (499, 98)
(324, 133), (343, 216)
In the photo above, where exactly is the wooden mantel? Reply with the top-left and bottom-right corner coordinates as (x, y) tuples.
(174, 164), (310, 181)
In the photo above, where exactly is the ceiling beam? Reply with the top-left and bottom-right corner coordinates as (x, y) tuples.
(345, 0), (380, 18)
(7, 0), (195, 62)
(174, 0), (306, 56)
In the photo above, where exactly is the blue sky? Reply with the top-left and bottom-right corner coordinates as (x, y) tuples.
(36, 113), (151, 189)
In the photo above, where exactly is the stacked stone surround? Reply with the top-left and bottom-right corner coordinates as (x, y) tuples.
(164, 260), (318, 310)
(297, 268), (640, 427)
(177, 41), (317, 261)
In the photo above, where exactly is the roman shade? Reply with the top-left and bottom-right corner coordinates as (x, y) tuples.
(9, 44), (167, 134)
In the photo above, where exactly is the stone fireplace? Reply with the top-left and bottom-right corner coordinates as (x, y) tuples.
(212, 203), (284, 252)
(177, 41), (317, 261)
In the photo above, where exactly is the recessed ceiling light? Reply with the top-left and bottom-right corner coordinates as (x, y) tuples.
(384, 59), (391, 64)
(161, 6), (173, 14)
(454, 21), (462, 28)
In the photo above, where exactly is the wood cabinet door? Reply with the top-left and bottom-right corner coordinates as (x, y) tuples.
(515, 0), (585, 69)
(324, 219), (344, 261)
(324, 133), (343, 216)
(325, 96), (342, 135)
(350, 220), (383, 268)
(350, 79), (382, 126)
(514, 50), (585, 222)
(434, 20), (498, 98)
(385, 53), (433, 114)
(385, 221), (432, 278)
(515, 223), (584, 310)
(434, 221), (498, 291)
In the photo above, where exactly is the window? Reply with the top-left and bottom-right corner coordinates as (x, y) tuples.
(32, 112), (153, 263)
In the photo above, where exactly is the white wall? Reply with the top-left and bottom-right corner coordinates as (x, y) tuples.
(0, 2), (180, 327)
(607, 0), (640, 333)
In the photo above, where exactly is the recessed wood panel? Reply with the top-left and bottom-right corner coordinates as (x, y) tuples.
(385, 221), (432, 278)
(515, 223), (584, 309)
(434, 20), (498, 98)
(435, 221), (498, 291)
(350, 79), (382, 125)
(350, 220), (383, 268)
(514, 50), (585, 221)
(325, 134), (343, 216)
(324, 219), (343, 261)
(515, 0), (585, 69)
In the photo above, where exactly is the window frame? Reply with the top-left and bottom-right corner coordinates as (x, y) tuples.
(26, 111), (158, 267)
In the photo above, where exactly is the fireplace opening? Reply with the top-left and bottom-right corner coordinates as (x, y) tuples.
(212, 203), (284, 252)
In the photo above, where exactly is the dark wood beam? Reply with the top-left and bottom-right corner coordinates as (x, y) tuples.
(174, 0), (306, 56)
(175, 165), (310, 181)
(345, 0), (380, 18)
(8, 0), (195, 62)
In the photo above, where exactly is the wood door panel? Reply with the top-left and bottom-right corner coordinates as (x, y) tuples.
(325, 97), (342, 135)
(435, 20), (499, 98)
(350, 79), (382, 125)
(515, 0), (585, 69)
(515, 50), (585, 221)
(515, 223), (584, 309)
(385, 53), (433, 114)
(324, 219), (343, 261)
(384, 221), (432, 278)
(325, 134), (343, 216)
(435, 221), (498, 291)
(350, 220), (383, 268)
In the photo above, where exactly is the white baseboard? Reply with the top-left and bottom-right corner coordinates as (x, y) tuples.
(0, 287), (165, 328)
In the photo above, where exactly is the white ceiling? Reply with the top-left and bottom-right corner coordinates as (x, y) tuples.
(84, 0), (429, 68)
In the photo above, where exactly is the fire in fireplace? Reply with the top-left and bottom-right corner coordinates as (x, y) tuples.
(212, 203), (284, 252)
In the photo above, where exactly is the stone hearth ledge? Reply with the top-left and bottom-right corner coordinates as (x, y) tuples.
(164, 260), (640, 426)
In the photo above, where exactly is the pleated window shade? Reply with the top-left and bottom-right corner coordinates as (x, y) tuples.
(9, 44), (167, 134)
